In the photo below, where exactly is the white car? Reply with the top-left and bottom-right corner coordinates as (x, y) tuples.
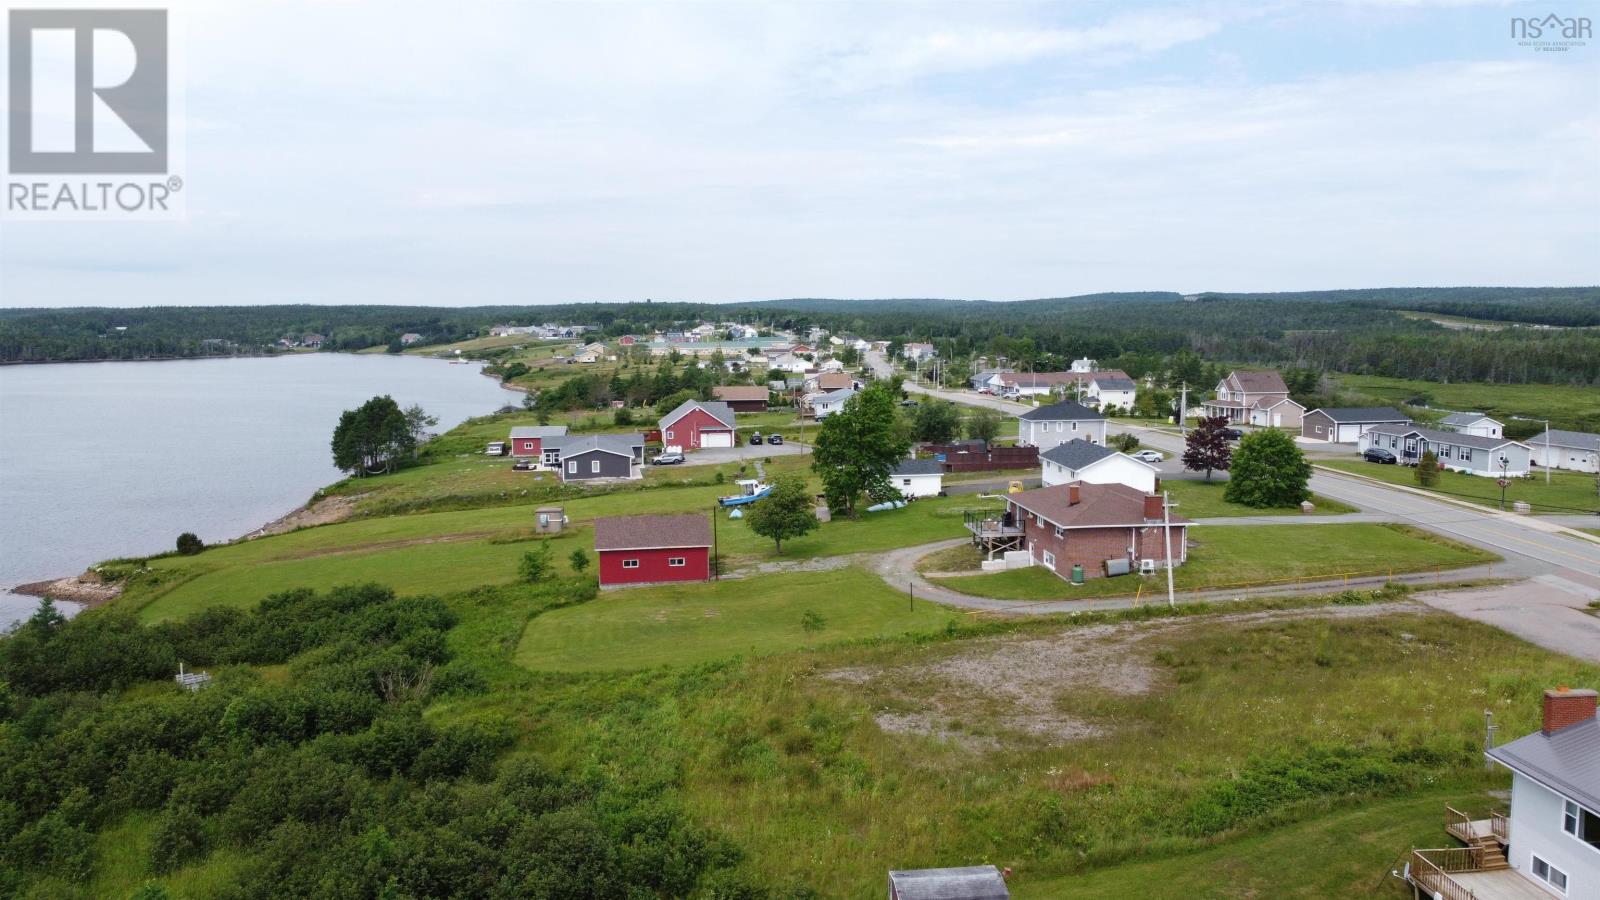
(1132, 449), (1164, 463)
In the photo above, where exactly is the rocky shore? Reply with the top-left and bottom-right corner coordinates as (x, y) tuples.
(11, 573), (122, 607)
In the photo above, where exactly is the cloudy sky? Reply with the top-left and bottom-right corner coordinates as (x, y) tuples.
(1, 0), (1596, 306)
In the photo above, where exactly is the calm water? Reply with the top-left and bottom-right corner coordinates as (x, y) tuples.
(0, 354), (512, 626)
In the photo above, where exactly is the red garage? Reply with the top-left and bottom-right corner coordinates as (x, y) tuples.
(509, 425), (569, 458)
(594, 514), (713, 587)
(659, 400), (737, 451)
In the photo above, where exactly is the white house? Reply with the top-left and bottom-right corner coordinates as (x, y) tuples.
(891, 458), (945, 498)
(1039, 440), (1158, 493)
(1483, 688), (1600, 899)
(1358, 426), (1532, 477)
(1301, 407), (1411, 443)
(766, 352), (811, 374)
(1439, 412), (1504, 439)
(902, 342), (937, 363)
(1530, 429), (1600, 474)
(1070, 357), (1096, 373)
(1085, 373), (1138, 411)
(1017, 401), (1107, 451)
(810, 387), (856, 419)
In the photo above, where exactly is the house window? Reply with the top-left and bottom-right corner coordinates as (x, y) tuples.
(1053, 525), (1064, 538)
(1531, 855), (1568, 892)
(622, 559), (640, 569)
(1314, 425), (1323, 435)
(1440, 444), (1452, 457)
(1042, 550), (1055, 567)
(1563, 798), (1600, 851)
(567, 461), (576, 474)
(1071, 422), (1079, 431)
(668, 557), (685, 567)
(902, 478), (912, 487)
(665, 430), (674, 439)
(1458, 446), (1471, 462)
(1389, 436), (1398, 449)
(590, 459), (601, 473)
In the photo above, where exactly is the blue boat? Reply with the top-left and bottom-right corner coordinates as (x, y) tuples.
(718, 479), (771, 507)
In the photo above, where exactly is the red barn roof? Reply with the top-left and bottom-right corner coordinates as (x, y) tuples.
(594, 514), (712, 551)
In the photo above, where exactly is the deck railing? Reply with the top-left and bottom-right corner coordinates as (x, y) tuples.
(1445, 805), (1475, 842)
(1490, 811), (1509, 844)
(1410, 848), (1481, 900)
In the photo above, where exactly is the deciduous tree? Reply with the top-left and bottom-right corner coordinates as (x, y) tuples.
(1182, 415), (1232, 481)
(743, 474), (818, 553)
(811, 382), (910, 518)
(1224, 428), (1311, 508)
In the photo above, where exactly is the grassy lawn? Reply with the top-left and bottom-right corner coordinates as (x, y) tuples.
(515, 567), (955, 672)
(1335, 373), (1600, 432)
(1321, 459), (1600, 515)
(1164, 478), (1357, 517)
(931, 524), (1497, 601)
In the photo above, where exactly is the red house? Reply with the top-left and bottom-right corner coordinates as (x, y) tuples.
(659, 400), (736, 450)
(594, 514), (712, 587)
(973, 481), (1190, 581)
(509, 425), (569, 459)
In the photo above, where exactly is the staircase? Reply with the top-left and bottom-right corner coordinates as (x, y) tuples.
(1473, 836), (1509, 871)
(1444, 805), (1510, 871)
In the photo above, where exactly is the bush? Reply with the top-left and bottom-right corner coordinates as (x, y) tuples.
(1224, 429), (1311, 508)
(1415, 450), (1441, 487)
(149, 804), (208, 874)
(175, 532), (205, 555)
(519, 542), (555, 583)
(1110, 432), (1140, 452)
(568, 549), (589, 573)
(800, 610), (825, 632)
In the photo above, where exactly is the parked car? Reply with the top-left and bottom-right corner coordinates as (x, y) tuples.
(1222, 427), (1244, 441)
(749, 431), (764, 445)
(512, 458), (535, 471)
(1131, 449), (1164, 463)
(767, 434), (784, 445)
(900, 399), (918, 407)
(1362, 447), (1398, 464)
(652, 451), (685, 465)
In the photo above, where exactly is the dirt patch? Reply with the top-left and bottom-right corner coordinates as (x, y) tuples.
(825, 601), (1423, 750)
(242, 493), (363, 539)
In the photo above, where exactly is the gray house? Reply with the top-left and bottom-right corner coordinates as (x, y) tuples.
(1530, 429), (1600, 474)
(1017, 400), (1107, 451)
(545, 433), (645, 483)
(1301, 407), (1411, 443)
(1439, 411), (1504, 439)
(1358, 425), (1531, 477)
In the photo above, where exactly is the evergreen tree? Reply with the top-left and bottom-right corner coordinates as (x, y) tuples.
(1224, 429), (1312, 508)
(1182, 415), (1233, 481)
(1416, 449), (1441, 486)
(331, 396), (415, 476)
(743, 474), (819, 553)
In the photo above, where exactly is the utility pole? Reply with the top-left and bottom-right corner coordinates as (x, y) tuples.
(1163, 491), (1176, 608)
(1179, 382), (1188, 434)
(711, 505), (720, 580)
(1544, 419), (1551, 485)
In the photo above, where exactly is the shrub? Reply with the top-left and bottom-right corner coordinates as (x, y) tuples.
(800, 610), (825, 632)
(175, 532), (205, 555)
(1415, 450), (1441, 486)
(519, 542), (555, 583)
(568, 549), (589, 573)
(1110, 432), (1140, 452)
(1224, 428), (1311, 508)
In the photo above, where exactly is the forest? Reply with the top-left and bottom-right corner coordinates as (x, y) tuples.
(2, 288), (1596, 386)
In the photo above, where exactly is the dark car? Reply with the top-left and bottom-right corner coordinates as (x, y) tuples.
(512, 458), (536, 471)
(749, 431), (764, 445)
(767, 434), (783, 445)
(1222, 427), (1244, 441)
(1363, 447), (1398, 464)
(900, 399), (918, 407)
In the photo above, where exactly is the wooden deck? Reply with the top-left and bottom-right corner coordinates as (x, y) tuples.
(1450, 870), (1560, 900)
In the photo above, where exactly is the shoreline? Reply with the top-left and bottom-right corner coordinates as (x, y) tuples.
(10, 575), (121, 607)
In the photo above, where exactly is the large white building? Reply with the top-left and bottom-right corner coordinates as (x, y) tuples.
(1017, 401), (1107, 451)
(1530, 429), (1600, 474)
(1039, 440), (1158, 493)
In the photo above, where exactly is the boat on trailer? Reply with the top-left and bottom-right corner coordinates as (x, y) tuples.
(718, 479), (771, 507)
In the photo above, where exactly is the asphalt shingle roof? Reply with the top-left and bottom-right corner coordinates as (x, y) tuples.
(1008, 481), (1190, 529)
(660, 399), (736, 429)
(1487, 711), (1600, 813)
(593, 514), (712, 551)
(1229, 369), (1289, 394)
(544, 433), (643, 457)
(1310, 407), (1411, 424)
(712, 385), (769, 402)
(1536, 429), (1600, 452)
(1440, 411), (1498, 427)
(893, 458), (945, 476)
(1017, 400), (1105, 422)
(509, 425), (569, 439)
(1039, 439), (1117, 470)
(1365, 425), (1523, 451)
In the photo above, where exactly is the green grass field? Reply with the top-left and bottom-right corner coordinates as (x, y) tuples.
(1334, 373), (1600, 432)
(1164, 478), (1357, 517)
(1321, 460), (1600, 515)
(515, 567), (955, 672)
(932, 524), (1496, 601)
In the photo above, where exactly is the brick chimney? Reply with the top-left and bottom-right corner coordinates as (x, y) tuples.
(1068, 483), (1080, 505)
(1543, 686), (1597, 734)
(1143, 494), (1164, 521)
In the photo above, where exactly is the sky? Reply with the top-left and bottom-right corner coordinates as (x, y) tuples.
(0, 0), (1597, 307)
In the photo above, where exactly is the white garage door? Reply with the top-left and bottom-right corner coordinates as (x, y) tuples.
(701, 430), (734, 448)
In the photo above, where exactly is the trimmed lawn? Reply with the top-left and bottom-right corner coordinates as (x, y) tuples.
(514, 567), (955, 672)
(1163, 478), (1357, 518)
(1335, 373), (1600, 432)
(931, 523), (1497, 601)
(1322, 460), (1600, 515)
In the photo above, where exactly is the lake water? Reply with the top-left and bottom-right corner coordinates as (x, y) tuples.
(0, 354), (514, 627)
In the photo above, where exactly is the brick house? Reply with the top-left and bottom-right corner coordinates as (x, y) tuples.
(1001, 482), (1189, 580)
(508, 425), (569, 460)
(594, 514), (713, 587)
(711, 385), (770, 413)
(660, 400), (737, 450)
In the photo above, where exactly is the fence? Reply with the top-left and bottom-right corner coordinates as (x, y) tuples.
(927, 444), (1038, 473)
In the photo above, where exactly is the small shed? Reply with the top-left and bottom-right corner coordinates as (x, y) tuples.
(535, 506), (565, 534)
(888, 865), (1009, 899)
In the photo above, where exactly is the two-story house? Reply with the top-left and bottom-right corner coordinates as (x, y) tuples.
(1016, 401), (1107, 451)
(1202, 370), (1303, 430)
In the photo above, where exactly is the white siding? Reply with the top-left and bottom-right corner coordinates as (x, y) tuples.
(1041, 455), (1156, 492)
(1020, 418), (1108, 451)
(1507, 771), (1600, 896)
(895, 473), (943, 498)
(1530, 444), (1600, 474)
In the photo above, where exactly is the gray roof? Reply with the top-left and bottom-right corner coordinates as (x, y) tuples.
(1039, 438), (1117, 470)
(1440, 411), (1499, 427)
(1536, 429), (1600, 452)
(660, 399), (736, 429)
(893, 458), (945, 477)
(815, 387), (857, 404)
(1308, 407), (1410, 424)
(544, 432), (643, 456)
(509, 425), (569, 439)
(887, 866), (1009, 900)
(1366, 424), (1525, 452)
(1487, 714), (1600, 812)
(1017, 400), (1104, 422)
(1091, 374), (1137, 391)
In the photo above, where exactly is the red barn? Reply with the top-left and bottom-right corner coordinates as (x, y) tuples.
(509, 425), (569, 459)
(594, 514), (713, 587)
(659, 400), (736, 450)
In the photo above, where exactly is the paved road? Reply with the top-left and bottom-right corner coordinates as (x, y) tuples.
(866, 351), (1600, 655)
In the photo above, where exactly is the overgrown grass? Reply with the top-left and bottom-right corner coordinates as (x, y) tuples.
(1321, 459), (1600, 515)
(931, 524), (1497, 601)
(1334, 373), (1600, 432)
